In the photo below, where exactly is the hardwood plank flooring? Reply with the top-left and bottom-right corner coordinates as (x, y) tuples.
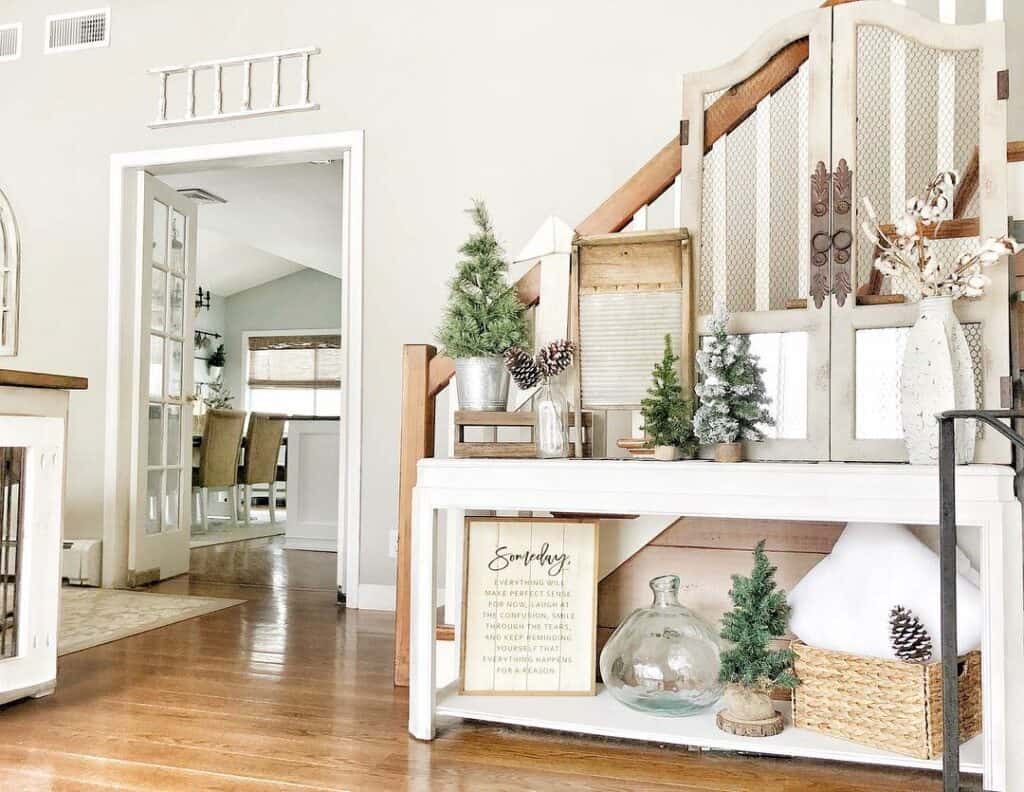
(0, 541), (977, 790)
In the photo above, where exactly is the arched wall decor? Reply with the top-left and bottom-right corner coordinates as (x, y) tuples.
(0, 188), (19, 356)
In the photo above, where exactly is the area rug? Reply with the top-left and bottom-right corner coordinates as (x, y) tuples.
(58, 588), (244, 656)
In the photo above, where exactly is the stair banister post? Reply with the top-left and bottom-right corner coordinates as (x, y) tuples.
(395, 344), (438, 687)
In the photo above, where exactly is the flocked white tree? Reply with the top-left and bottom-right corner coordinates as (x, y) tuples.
(693, 312), (773, 445)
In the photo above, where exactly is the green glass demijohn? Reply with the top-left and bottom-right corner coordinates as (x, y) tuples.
(599, 575), (723, 716)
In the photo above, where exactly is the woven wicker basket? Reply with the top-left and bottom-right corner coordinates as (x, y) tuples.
(791, 641), (981, 759)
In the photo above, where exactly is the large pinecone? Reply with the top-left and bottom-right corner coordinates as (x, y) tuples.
(889, 605), (933, 663)
(504, 347), (540, 390)
(537, 339), (575, 378)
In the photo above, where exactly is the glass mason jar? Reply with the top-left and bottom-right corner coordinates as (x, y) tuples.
(536, 380), (568, 458)
(599, 575), (723, 716)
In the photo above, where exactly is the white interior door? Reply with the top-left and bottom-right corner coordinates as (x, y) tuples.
(129, 173), (197, 581)
(829, 2), (1009, 462)
(681, 9), (833, 460)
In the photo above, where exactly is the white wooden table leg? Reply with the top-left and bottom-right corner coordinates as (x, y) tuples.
(408, 490), (438, 740)
(444, 508), (464, 621)
(982, 507), (1011, 791)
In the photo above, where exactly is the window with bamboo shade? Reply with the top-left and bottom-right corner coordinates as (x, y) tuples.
(246, 334), (341, 416)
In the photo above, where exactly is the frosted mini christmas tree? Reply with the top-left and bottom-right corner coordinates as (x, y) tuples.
(693, 311), (773, 460)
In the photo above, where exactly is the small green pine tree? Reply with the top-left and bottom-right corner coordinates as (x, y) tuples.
(436, 200), (529, 358)
(694, 311), (774, 444)
(719, 540), (798, 691)
(640, 335), (697, 453)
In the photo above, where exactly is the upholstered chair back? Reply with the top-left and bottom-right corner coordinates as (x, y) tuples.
(196, 409), (246, 488)
(240, 413), (287, 486)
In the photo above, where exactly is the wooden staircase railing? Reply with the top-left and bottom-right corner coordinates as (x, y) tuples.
(393, 0), (1024, 686)
(394, 265), (541, 686)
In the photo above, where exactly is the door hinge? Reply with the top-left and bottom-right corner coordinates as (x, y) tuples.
(680, 120), (690, 146)
(997, 69), (1010, 101)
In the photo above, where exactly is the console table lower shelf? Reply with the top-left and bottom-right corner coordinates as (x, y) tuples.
(435, 683), (983, 774)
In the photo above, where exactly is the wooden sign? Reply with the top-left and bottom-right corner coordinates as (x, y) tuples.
(461, 517), (599, 696)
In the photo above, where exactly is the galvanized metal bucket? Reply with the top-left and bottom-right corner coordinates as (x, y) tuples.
(454, 356), (510, 411)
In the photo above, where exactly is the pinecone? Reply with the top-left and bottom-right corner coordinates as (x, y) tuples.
(504, 347), (540, 390)
(889, 605), (933, 663)
(537, 339), (575, 378)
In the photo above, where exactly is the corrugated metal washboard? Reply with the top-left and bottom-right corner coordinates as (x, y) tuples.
(573, 229), (694, 411)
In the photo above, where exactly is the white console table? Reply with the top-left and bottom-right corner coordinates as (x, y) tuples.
(0, 371), (87, 707)
(408, 458), (1023, 791)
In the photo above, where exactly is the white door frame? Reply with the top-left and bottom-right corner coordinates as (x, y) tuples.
(104, 131), (364, 607)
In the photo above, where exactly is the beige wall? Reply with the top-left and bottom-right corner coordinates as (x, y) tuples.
(0, 0), (1020, 591)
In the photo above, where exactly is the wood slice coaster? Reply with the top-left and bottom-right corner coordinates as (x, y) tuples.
(715, 708), (785, 738)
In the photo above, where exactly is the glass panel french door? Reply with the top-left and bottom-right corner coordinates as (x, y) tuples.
(680, 9), (833, 460)
(130, 173), (197, 580)
(829, 3), (1009, 462)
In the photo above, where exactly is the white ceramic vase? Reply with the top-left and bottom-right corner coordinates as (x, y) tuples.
(900, 296), (975, 465)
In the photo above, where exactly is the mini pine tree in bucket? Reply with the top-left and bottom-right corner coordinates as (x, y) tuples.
(716, 540), (798, 737)
(640, 335), (697, 461)
(693, 311), (773, 462)
(437, 200), (528, 411)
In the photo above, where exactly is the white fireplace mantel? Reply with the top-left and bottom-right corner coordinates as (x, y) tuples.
(408, 459), (1024, 791)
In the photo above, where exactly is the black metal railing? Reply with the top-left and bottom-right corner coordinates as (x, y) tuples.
(938, 410), (1024, 792)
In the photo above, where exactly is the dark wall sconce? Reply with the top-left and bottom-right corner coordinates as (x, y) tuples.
(195, 286), (211, 312)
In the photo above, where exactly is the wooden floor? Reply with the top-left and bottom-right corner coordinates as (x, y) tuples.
(0, 541), (975, 791)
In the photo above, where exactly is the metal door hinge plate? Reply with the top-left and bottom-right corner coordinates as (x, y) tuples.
(680, 120), (690, 146)
(997, 70), (1010, 101)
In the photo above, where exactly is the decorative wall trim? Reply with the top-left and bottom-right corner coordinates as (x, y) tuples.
(147, 47), (320, 128)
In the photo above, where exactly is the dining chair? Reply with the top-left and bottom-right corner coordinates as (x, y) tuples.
(192, 408), (246, 533)
(238, 413), (287, 525)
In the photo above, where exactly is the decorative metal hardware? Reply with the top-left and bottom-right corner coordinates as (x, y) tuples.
(809, 161), (831, 309)
(680, 119), (690, 146)
(831, 159), (853, 307)
(997, 69), (1010, 101)
(194, 286), (211, 312)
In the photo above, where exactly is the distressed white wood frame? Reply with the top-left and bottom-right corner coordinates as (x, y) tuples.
(104, 132), (364, 606)
(407, 458), (1018, 791)
(0, 188), (21, 356)
(148, 47), (320, 128)
(680, 9), (832, 461)
(829, 4), (1009, 463)
(0, 411), (67, 706)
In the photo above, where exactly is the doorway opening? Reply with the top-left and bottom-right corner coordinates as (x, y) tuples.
(104, 133), (363, 606)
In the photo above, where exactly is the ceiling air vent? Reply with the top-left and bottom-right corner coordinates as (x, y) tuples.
(176, 188), (227, 205)
(0, 23), (21, 62)
(45, 7), (110, 53)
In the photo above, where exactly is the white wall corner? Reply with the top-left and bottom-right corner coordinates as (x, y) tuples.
(515, 216), (574, 264)
(357, 584), (445, 612)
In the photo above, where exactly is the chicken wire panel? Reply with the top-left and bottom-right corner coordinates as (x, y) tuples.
(699, 73), (808, 315)
(579, 290), (684, 409)
(769, 64), (809, 308)
(854, 321), (983, 440)
(855, 25), (981, 293)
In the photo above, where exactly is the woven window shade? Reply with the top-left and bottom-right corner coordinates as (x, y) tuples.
(247, 334), (341, 389)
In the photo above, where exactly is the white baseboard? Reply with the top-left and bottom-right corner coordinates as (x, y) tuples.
(283, 537), (337, 552)
(357, 583), (396, 611)
(355, 585), (446, 612)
